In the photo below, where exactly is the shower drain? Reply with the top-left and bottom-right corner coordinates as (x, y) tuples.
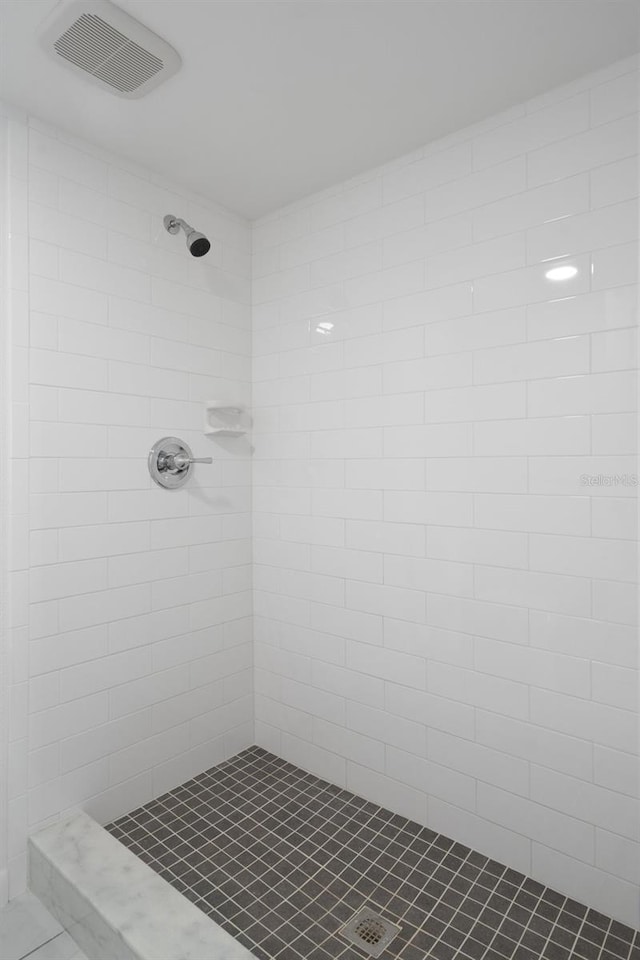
(339, 906), (402, 957)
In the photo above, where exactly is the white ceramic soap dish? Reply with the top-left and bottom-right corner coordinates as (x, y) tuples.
(204, 401), (249, 437)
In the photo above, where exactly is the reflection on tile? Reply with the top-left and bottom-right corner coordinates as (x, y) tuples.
(0, 891), (62, 960)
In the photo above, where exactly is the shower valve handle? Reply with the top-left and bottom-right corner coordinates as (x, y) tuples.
(169, 453), (213, 469)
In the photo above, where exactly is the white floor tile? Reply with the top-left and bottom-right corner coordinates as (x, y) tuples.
(22, 932), (87, 960)
(0, 892), (63, 960)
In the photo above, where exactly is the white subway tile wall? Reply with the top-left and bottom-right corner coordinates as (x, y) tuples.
(1, 106), (253, 897)
(251, 57), (640, 927)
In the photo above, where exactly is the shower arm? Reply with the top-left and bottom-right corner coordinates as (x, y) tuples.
(164, 214), (191, 235)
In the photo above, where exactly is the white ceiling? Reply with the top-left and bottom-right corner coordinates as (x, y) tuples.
(1, 0), (639, 219)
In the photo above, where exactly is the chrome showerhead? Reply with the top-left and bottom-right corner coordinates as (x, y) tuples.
(163, 214), (211, 258)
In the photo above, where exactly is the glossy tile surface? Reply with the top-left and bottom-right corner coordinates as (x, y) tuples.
(108, 747), (640, 960)
(250, 56), (640, 928)
(0, 97), (253, 901)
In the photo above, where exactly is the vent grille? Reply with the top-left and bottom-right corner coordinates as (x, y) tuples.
(54, 13), (163, 93)
(39, 0), (181, 98)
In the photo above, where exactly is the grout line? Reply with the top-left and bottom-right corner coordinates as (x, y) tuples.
(19, 931), (69, 960)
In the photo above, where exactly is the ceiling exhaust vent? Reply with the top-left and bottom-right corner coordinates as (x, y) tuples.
(38, 0), (181, 98)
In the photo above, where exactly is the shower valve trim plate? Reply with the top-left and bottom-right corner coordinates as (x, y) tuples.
(148, 436), (212, 489)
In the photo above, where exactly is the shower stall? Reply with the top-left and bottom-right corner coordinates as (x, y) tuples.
(0, 2), (638, 958)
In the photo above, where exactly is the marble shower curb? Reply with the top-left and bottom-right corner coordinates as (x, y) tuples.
(28, 812), (257, 960)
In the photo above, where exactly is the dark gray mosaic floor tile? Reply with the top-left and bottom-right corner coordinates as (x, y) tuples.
(106, 746), (639, 959)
